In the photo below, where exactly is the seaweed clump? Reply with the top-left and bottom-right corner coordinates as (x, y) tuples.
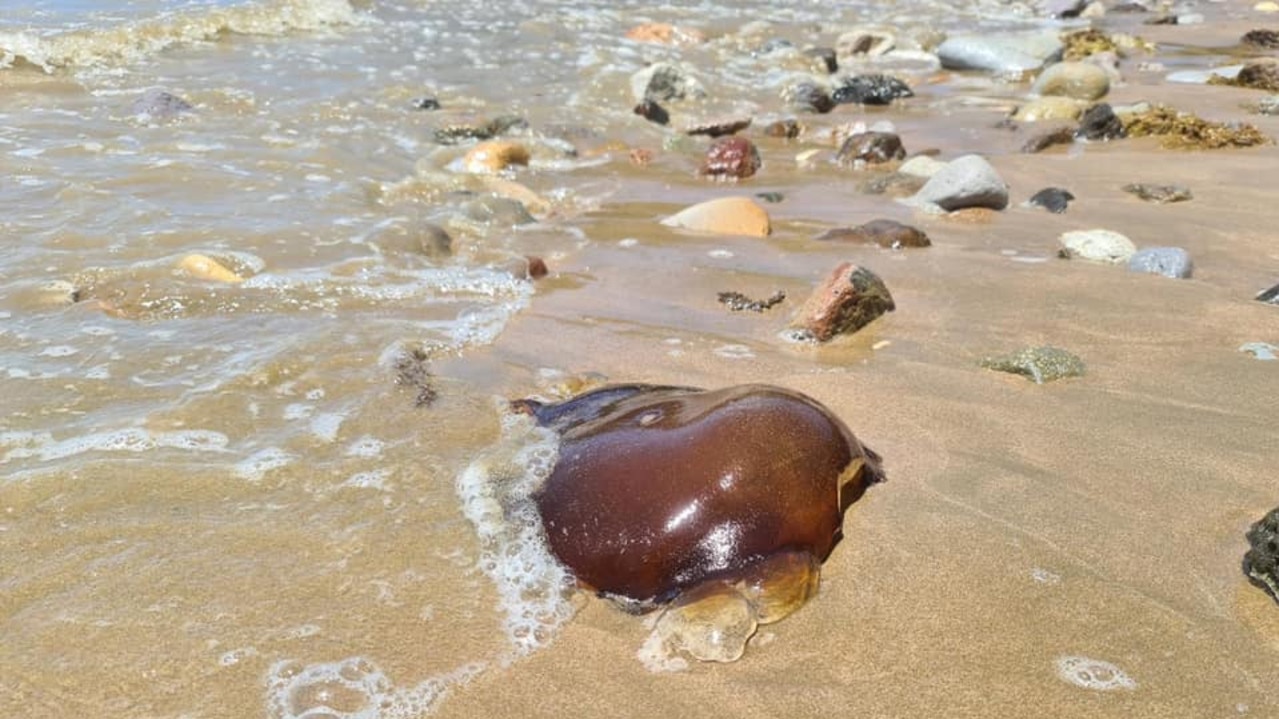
(393, 346), (439, 407)
(717, 290), (786, 312)
(1060, 29), (1152, 61)
(1121, 105), (1270, 149)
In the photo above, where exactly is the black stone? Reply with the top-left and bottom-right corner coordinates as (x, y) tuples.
(633, 100), (670, 125)
(1076, 103), (1126, 141)
(832, 74), (914, 105)
(1244, 507), (1279, 604)
(1027, 187), (1075, 213)
(1256, 282), (1279, 304)
(413, 97), (441, 111)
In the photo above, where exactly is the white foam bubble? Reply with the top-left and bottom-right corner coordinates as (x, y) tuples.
(343, 468), (390, 490)
(265, 656), (482, 719)
(1054, 655), (1137, 691)
(345, 435), (385, 458)
(235, 447), (296, 482)
(456, 409), (577, 659)
(2, 428), (228, 463)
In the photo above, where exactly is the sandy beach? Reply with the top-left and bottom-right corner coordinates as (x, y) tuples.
(2, 1), (1279, 717)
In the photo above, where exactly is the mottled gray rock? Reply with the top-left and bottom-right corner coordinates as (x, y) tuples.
(1122, 183), (1192, 204)
(631, 63), (706, 104)
(1127, 247), (1193, 279)
(1058, 229), (1136, 263)
(902, 154), (1009, 212)
(1244, 507), (1279, 603)
(937, 31), (1062, 74)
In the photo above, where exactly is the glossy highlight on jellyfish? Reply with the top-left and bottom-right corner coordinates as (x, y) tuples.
(511, 383), (884, 665)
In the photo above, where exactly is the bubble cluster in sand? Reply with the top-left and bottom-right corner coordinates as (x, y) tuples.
(265, 656), (482, 719)
(1054, 655), (1137, 691)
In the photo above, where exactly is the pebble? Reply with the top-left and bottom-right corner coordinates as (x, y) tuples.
(1254, 282), (1279, 304)
(1231, 61), (1279, 92)
(1126, 247), (1193, 279)
(1032, 61), (1111, 101)
(1243, 507), (1279, 604)
(781, 81), (835, 114)
(462, 141), (530, 174)
(177, 254), (243, 283)
(699, 137), (762, 180)
(631, 63), (706, 104)
(1076, 103), (1127, 141)
(936, 30), (1063, 74)
(1042, 0), (1087, 18)
(902, 154), (1010, 212)
(460, 195), (535, 227)
(813, 219), (930, 248)
(1026, 187), (1075, 213)
(131, 88), (194, 118)
(831, 74), (914, 105)
(1022, 126), (1077, 153)
(788, 263), (896, 342)
(682, 116), (752, 137)
(1257, 2), (1279, 13)
(837, 132), (906, 166)
(1254, 95), (1279, 115)
(764, 119), (802, 139)
(367, 219), (452, 258)
(1014, 96), (1086, 122)
(661, 197), (771, 237)
(633, 100), (670, 125)
(624, 23), (706, 45)
(1242, 29), (1279, 48)
(1239, 342), (1279, 360)
(1058, 229), (1137, 263)
(981, 346), (1085, 384)
(1122, 183), (1192, 203)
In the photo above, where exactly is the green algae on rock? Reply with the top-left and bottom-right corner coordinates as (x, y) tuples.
(1244, 507), (1279, 604)
(981, 346), (1085, 384)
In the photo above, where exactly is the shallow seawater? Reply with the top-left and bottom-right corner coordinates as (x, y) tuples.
(3, 0), (1279, 717)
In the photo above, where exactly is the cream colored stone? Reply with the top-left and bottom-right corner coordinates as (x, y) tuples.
(178, 254), (243, 283)
(479, 176), (550, 216)
(661, 197), (771, 237)
(1032, 61), (1110, 101)
(1013, 96), (1086, 122)
(462, 141), (530, 174)
(1256, 1), (1279, 13)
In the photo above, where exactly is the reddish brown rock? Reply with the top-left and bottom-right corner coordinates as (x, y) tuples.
(836, 132), (905, 165)
(789, 263), (895, 342)
(813, 219), (930, 248)
(699, 136), (762, 180)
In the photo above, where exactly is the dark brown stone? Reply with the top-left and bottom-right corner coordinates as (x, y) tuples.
(836, 131), (906, 165)
(683, 116), (752, 137)
(1242, 29), (1279, 49)
(764, 119), (802, 139)
(633, 100), (670, 125)
(813, 219), (930, 248)
(1021, 126), (1077, 153)
(699, 136), (761, 180)
(789, 263), (895, 342)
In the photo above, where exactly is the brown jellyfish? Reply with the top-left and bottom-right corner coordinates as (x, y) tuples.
(511, 383), (884, 664)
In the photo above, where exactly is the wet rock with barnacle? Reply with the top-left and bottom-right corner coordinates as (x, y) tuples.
(981, 346), (1085, 384)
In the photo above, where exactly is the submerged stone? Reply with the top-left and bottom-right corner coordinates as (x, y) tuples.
(813, 219), (930, 248)
(515, 383), (884, 660)
(1077, 103), (1127, 141)
(1027, 187), (1075, 213)
(1127, 247), (1193, 279)
(1244, 507), (1279, 604)
(1122, 183), (1192, 203)
(782, 81), (835, 114)
(131, 88), (194, 119)
(981, 346), (1085, 384)
(661, 197), (771, 237)
(837, 132), (906, 165)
